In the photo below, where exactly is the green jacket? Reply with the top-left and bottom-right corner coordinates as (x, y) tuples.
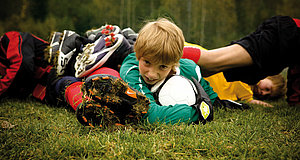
(120, 53), (218, 124)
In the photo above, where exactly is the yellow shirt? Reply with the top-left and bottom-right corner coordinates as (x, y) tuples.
(184, 42), (253, 102)
(204, 72), (253, 102)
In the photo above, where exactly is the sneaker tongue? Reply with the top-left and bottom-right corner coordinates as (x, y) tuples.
(93, 38), (106, 53)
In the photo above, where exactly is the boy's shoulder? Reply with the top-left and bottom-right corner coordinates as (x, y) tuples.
(179, 58), (198, 67)
(123, 52), (137, 62)
(178, 58), (201, 81)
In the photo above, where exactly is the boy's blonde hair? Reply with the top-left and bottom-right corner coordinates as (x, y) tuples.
(134, 18), (185, 66)
(267, 74), (287, 99)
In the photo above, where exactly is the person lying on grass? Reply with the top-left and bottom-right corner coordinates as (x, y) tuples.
(183, 43), (287, 107)
(185, 16), (300, 106)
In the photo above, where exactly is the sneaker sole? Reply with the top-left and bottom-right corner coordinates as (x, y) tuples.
(80, 74), (150, 126)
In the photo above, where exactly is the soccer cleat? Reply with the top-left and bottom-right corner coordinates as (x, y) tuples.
(121, 27), (138, 45)
(75, 34), (130, 78)
(76, 74), (150, 127)
(57, 30), (80, 75)
(48, 32), (62, 64)
(85, 25), (120, 41)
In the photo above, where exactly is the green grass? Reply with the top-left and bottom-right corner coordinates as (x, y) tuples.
(0, 97), (299, 159)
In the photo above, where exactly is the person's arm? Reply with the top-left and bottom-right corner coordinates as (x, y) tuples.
(198, 44), (253, 77)
(248, 99), (273, 107)
(183, 43), (253, 77)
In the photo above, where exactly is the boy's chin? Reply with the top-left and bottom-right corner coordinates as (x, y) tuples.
(145, 80), (158, 85)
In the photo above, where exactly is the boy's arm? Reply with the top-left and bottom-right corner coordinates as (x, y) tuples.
(248, 99), (273, 107)
(179, 58), (218, 105)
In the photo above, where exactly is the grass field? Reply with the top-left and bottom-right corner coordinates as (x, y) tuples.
(0, 97), (299, 159)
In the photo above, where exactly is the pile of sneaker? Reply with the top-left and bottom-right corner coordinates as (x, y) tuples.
(46, 24), (148, 128)
(47, 24), (138, 77)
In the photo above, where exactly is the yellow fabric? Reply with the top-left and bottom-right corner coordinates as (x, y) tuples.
(184, 42), (206, 50)
(184, 42), (253, 102)
(204, 72), (253, 102)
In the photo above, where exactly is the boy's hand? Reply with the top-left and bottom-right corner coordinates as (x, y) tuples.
(249, 99), (273, 107)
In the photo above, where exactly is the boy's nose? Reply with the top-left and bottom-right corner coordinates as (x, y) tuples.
(261, 90), (270, 95)
(146, 69), (158, 80)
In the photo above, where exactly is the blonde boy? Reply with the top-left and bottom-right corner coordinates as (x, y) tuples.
(120, 18), (218, 124)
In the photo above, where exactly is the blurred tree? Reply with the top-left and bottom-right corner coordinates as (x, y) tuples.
(1, 0), (299, 46)
(28, 0), (48, 21)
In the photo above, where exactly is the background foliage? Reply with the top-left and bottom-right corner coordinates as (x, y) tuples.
(1, 0), (300, 49)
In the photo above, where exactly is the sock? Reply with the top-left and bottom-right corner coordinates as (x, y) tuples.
(65, 81), (84, 111)
(55, 76), (82, 110)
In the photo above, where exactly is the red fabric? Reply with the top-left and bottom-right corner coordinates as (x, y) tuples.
(30, 33), (49, 44)
(182, 46), (201, 64)
(0, 31), (23, 95)
(87, 67), (121, 79)
(287, 64), (300, 105)
(65, 82), (84, 111)
(34, 65), (52, 79)
(32, 84), (47, 101)
(32, 65), (52, 100)
(293, 18), (300, 27)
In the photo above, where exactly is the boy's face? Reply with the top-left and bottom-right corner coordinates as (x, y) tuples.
(139, 57), (174, 85)
(253, 78), (273, 99)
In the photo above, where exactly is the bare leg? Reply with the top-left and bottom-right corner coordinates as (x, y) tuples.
(197, 44), (253, 77)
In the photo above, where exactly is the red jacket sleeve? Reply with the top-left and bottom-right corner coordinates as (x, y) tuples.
(0, 31), (23, 96)
(293, 18), (300, 27)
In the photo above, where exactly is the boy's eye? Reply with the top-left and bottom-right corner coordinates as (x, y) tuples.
(160, 65), (169, 70)
(144, 60), (150, 65)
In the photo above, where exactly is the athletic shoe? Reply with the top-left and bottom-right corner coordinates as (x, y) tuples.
(85, 25), (120, 41)
(48, 32), (62, 64)
(121, 27), (138, 45)
(75, 34), (129, 78)
(57, 30), (80, 75)
(76, 74), (150, 127)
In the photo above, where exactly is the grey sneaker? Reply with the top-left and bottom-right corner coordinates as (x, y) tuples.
(121, 28), (138, 45)
(75, 34), (131, 78)
(57, 30), (79, 75)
